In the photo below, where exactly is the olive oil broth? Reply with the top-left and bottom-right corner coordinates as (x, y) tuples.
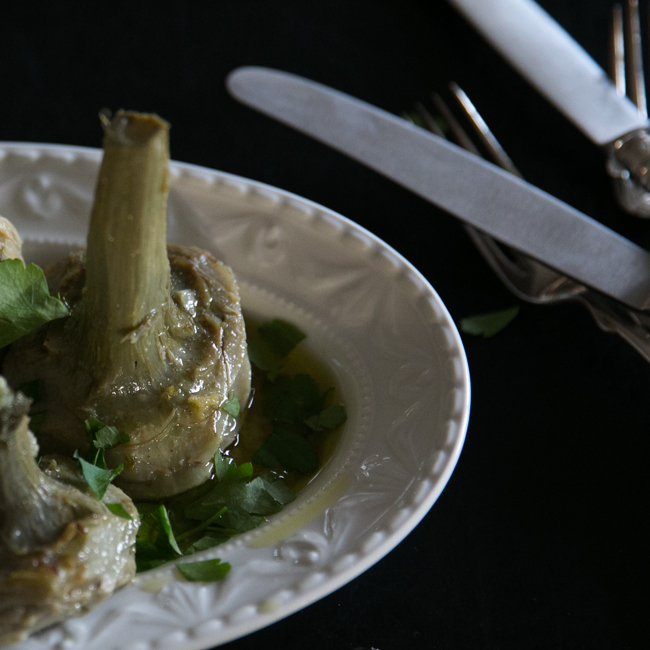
(225, 313), (346, 493)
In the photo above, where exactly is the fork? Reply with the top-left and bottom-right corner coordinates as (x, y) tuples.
(607, 0), (650, 215)
(405, 85), (650, 362)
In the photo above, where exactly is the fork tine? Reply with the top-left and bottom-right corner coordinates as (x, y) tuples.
(448, 83), (521, 177)
(611, 3), (627, 97)
(626, 0), (647, 115)
(430, 92), (481, 156)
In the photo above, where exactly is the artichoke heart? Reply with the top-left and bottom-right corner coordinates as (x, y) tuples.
(0, 377), (138, 645)
(2, 111), (251, 499)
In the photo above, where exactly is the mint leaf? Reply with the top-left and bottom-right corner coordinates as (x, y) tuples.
(74, 450), (123, 500)
(176, 558), (231, 582)
(305, 404), (347, 431)
(221, 397), (240, 417)
(459, 307), (519, 338)
(0, 259), (69, 348)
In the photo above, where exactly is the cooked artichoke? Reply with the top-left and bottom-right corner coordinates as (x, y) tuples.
(0, 216), (23, 263)
(2, 112), (251, 499)
(0, 377), (138, 645)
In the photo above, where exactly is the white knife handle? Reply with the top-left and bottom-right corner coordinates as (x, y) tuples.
(448, 0), (648, 144)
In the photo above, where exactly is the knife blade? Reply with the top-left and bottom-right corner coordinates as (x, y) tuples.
(226, 66), (650, 311)
(447, 0), (649, 145)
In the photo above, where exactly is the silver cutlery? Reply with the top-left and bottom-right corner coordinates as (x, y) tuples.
(608, 0), (650, 214)
(448, 0), (650, 217)
(408, 85), (650, 360)
(227, 66), (650, 362)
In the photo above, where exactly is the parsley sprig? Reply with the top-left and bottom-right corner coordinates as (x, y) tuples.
(73, 417), (131, 514)
(248, 320), (347, 474)
(134, 453), (295, 578)
(0, 259), (69, 348)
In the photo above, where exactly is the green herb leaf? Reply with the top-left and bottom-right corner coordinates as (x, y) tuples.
(134, 543), (175, 572)
(248, 319), (306, 372)
(0, 259), (69, 348)
(105, 502), (133, 520)
(459, 307), (519, 338)
(252, 427), (319, 474)
(94, 425), (130, 449)
(213, 452), (231, 480)
(88, 447), (108, 469)
(219, 458), (254, 484)
(305, 404), (347, 431)
(258, 320), (306, 357)
(135, 503), (183, 572)
(84, 416), (104, 436)
(259, 473), (296, 505)
(247, 339), (280, 374)
(220, 396), (240, 418)
(150, 504), (182, 555)
(184, 459), (296, 533)
(185, 531), (233, 554)
(74, 450), (123, 500)
(218, 507), (266, 534)
(262, 374), (322, 423)
(176, 558), (231, 582)
(85, 417), (130, 449)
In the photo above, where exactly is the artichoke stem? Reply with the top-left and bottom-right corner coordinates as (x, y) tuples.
(80, 111), (171, 385)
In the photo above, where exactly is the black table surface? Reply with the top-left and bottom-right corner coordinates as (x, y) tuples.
(2, 1), (649, 648)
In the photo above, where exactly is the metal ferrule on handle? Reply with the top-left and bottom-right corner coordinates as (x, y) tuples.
(607, 128), (650, 217)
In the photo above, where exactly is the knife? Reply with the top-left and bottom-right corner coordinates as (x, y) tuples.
(447, 0), (650, 217)
(226, 66), (650, 312)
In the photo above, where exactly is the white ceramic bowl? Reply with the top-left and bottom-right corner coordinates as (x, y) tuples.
(0, 143), (470, 650)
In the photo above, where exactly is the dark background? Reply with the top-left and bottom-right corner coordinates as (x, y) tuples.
(2, 1), (649, 648)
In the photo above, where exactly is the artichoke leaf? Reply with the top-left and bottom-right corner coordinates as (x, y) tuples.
(0, 377), (138, 645)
